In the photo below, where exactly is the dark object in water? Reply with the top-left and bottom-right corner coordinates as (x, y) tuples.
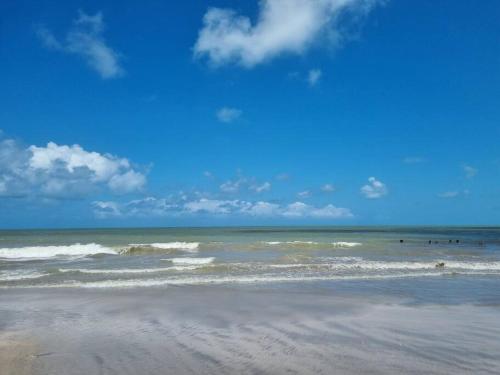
(428, 240), (432, 244)
(456, 240), (460, 243)
(449, 240), (452, 243)
(435, 262), (445, 268)
(400, 239), (404, 243)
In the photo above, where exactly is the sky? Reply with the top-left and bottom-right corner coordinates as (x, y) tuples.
(1, 0), (500, 228)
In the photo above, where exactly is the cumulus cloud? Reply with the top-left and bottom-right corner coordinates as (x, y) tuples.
(0, 136), (145, 198)
(194, 0), (380, 67)
(463, 165), (477, 179)
(360, 177), (387, 199)
(307, 68), (322, 86)
(93, 197), (353, 219)
(36, 11), (123, 79)
(216, 107), (242, 123)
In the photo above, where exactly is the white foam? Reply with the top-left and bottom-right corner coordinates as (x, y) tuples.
(0, 270), (47, 281)
(166, 257), (215, 265)
(128, 242), (200, 252)
(59, 265), (202, 274)
(331, 242), (362, 248)
(270, 260), (500, 271)
(4, 272), (455, 289)
(265, 241), (318, 245)
(0, 243), (117, 259)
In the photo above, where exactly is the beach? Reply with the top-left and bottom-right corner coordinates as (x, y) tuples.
(2, 286), (500, 374)
(2, 227), (500, 374)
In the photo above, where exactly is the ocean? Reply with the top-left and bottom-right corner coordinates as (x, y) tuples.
(2, 227), (500, 374)
(1, 226), (500, 299)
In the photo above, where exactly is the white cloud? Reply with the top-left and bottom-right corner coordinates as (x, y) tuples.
(220, 178), (245, 193)
(307, 68), (322, 86)
(184, 198), (247, 215)
(438, 191), (460, 199)
(219, 174), (271, 194)
(282, 202), (352, 218)
(194, 0), (380, 67)
(37, 11), (123, 79)
(360, 177), (387, 199)
(108, 170), (147, 194)
(216, 107), (242, 123)
(321, 183), (335, 192)
(463, 165), (477, 179)
(93, 197), (353, 220)
(0, 137), (145, 198)
(242, 201), (281, 216)
(251, 181), (271, 193)
(297, 190), (311, 198)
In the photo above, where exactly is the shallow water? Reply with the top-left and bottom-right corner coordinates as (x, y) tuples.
(1, 227), (500, 301)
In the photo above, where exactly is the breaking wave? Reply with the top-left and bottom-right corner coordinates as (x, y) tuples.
(58, 265), (203, 274)
(123, 242), (200, 254)
(0, 270), (48, 281)
(165, 257), (215, 265)
(0, 243), (117, 260)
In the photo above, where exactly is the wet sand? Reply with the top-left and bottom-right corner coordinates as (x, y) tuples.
(1, 286), (500, 374)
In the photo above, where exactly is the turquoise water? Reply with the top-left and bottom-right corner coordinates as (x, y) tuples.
(1, 227), (500, 301)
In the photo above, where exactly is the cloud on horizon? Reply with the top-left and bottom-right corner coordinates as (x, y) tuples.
(93, 197), (354, 220)
(194, 0), (381, 68)
(36, 11), (123, 79)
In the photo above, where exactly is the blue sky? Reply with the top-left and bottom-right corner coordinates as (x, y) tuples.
(1, 0), (500, 228)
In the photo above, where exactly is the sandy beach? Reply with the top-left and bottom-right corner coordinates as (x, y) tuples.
(2, 286), (500, 374)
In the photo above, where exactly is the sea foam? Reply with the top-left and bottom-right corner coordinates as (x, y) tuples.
(165, 257), (215, 265)
(127, 242), (200, 252)
(0, 243), (117, 259)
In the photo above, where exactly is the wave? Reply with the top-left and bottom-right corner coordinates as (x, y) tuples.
(332, 242), (362, 248)
(58, 265), (203, 274)
(0, 270), (48, 281)
(259, 260), (500, 272)
(0, 243), (117, 259)
(124, 242), (200, 253)
(51, 259), (500, 276)
(2, 271), (468, 289)
(165, 257), (215, 265)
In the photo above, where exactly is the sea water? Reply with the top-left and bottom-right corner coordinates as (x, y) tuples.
(1, 226), (500, 303)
